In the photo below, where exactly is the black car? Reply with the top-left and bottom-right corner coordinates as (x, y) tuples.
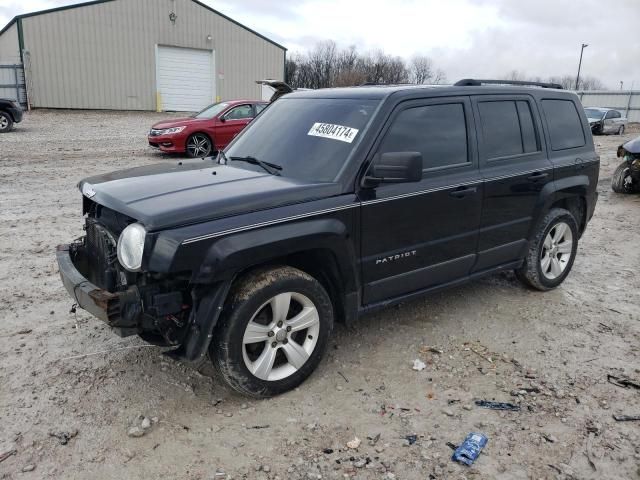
(56, 79), (599, 397)
(0, 98), (23, 133)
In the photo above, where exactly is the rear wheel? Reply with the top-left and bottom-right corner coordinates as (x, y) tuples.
(516, 208), (578, 291)
(210, 266), (334, 397)
(185, 133), (212, 158)
(0, 111), (13, 133)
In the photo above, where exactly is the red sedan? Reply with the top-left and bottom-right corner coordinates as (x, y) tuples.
(148, 100), (268, 157)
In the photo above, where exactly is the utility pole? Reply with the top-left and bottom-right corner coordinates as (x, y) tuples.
(574, 43), (588, 91)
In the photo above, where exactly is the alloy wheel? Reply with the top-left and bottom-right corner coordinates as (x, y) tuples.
(242, 292), (320, 381)
(0, 115), (8, 130)
(540, 222), (573, 280)
(186, 134), (211, 157)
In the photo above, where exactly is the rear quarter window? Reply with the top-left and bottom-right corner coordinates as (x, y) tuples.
(541, 99), (586, 151)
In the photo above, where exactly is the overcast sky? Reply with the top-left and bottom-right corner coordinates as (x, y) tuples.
(2, 0), (639, 89)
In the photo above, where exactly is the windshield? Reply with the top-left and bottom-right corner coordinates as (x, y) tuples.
(584, 108), (604, 119)
(194, 102), (230, 119)
(225, 97), (380, 182)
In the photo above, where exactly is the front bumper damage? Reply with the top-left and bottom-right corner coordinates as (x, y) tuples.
(56, 242), (232, 363)
(56, 243), (142, 336)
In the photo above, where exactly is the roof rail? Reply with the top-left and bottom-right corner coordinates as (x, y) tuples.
(454, 79), (563, 89)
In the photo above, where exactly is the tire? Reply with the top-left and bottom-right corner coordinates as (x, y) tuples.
(209, 266), (334, 398)
(0, 111), (13, 133)
(611, 161), (637, 193)
(185, 133), (212, 158)
(618, 125), (625, 135)
(515, 208), (578, 291)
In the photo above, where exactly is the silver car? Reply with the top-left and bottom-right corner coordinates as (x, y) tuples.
(584, 107), (627, 135)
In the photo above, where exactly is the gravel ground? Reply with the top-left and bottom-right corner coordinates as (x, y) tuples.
(1, 110), (639, 480)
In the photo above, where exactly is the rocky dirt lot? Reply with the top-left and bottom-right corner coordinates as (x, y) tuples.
(1, 110), (639, 480)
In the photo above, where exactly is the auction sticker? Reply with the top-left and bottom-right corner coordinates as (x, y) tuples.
(308, 123), (359, 143)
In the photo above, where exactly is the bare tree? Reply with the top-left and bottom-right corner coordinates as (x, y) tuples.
(579, 76), (605, 91)
(409, 55), (434, 84)
(284, 42), (443, 89)
(432, 69), (447, 85)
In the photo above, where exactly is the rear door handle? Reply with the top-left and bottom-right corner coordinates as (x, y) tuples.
(449, 186), (478, 198)
(527, 172), (549, 181)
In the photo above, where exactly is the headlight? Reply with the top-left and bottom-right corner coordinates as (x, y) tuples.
(164, 126), (186, 134)
(117, 223), (146, 272)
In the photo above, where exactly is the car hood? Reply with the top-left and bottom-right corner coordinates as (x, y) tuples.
(151, 117), (204, 129)
(79, 160), (341, 231)
(622, 136), (640, 154)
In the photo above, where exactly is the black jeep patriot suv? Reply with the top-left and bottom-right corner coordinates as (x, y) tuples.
(57, 79), (598, 397)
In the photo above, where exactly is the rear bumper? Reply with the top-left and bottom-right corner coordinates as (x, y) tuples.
(56, 244), (142, 336)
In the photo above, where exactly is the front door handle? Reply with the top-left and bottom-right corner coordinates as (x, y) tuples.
(527, 172), (549, 181)
(449, 186), (477, 198)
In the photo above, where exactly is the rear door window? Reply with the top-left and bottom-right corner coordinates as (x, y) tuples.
(378, 103), (469, 170)
(541, 99), (586, 150)
(477, 100), (539, 160)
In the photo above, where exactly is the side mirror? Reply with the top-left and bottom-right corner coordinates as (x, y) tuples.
(363, 152), (423, 187)
(218, 116), (226, 123)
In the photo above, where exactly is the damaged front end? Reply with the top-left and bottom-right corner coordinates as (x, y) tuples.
(56, 210), (192, 346)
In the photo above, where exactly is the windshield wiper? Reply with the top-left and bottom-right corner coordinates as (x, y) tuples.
(229, 156), (282, 176)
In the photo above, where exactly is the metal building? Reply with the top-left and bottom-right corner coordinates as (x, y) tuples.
(0, 0), (286, 111)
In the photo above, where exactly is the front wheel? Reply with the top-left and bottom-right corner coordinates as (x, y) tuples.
(611, 161), (639, 193)
(185, 133), (212, 158)
(516, 208), (578, 291)
(617, 125), (625, 135)
(210, 266), (334, 397)
(0, 111), (13, 133)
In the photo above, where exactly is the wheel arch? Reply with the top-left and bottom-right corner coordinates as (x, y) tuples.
(171, 219), (359, 363)
(530, 177), (589, 239)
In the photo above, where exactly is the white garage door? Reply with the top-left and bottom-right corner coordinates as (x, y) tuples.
(157, 46), (215, 112)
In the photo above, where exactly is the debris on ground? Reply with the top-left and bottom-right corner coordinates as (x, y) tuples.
(367, 433), (381, 446)
(451, 433), (488, 466)
(49, 429), (78, 445)
(474, 400), (521, 411)
(0, 448), (17, 463)
(22, 464), (36, 472)
(586, 432), (597, 471)
(607, 374), (640, 390)
(412, 359), (426, 371)
(127, 427), (145, 438)
(404, 434), (417, 446)
(346, 437), (361, 449)
(612, 414), (640, 422)
(420, 345), (443, 354)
